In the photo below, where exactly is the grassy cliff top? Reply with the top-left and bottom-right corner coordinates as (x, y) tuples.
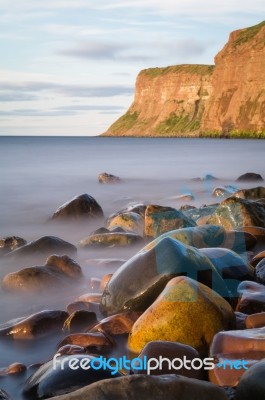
(232, 20), (265, 47)
(140, 64), (214, 78)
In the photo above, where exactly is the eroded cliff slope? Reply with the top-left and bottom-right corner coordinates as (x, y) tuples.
(104, 21), (265, 137)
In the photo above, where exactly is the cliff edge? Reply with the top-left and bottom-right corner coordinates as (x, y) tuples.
(103, 21), (265, 137)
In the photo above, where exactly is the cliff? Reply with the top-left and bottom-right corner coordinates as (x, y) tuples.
(104, 21), (265, 137)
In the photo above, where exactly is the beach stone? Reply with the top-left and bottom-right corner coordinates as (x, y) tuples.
(235, 359), (265, 400)
(128, 276), (235, 355)
(246, 312), (265, 328)
(77, 293), (102, 303)
(100, 236), (229, 317)
(56, 345), (86, 357)
(2, 255), (82, 293)
(199, 247), (254, 297)
(100, 274), (112, 291)
(63, 311), (97, 333)
(107, 212), (144, 235)
(135, 341), (204, 379)
(207, 197), (265, 229)
(47, 374), (228, 400)
(255, 259), (265, 284)
(0, 236), (27, 256)
(67, 302), (99, 316)
(22, 354), (121, 399)
(57, 332), (113, 353)
(79, 232), (143, 248)
(236, 172), (264, 182)
(235, 312), (247, 329)
(182, 204), (217, 222)
(209, 327), (265, 387)
(251, 251), (265, 267)
(5, 236), (77, 260)
(236, 281), (265, 314)
(0, 390), (13, 400)
(212, 186), (237, 198)
(6, 362), (26, 375)
(0, 310), (68, 340)
(234, 186), (265, 200)
(51, 194), (104, 221)
(144, 204), (196, 238)
(90, 312), (141, 336)
(98, 172), (121, 184)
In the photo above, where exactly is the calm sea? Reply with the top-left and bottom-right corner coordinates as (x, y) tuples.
(0, 136), (264, 396)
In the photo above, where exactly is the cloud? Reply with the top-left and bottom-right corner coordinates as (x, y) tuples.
(0, 92), (38, 101)
(56, 104), (125, 111)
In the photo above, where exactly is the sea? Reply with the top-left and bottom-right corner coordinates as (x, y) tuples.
(0, 136), (264, 397)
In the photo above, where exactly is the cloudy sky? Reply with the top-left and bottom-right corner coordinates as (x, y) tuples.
(0, 1), (264, 136)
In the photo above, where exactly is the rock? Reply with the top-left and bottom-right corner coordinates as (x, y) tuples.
(207, 197), (265, 229)
(0, 390), (13, 400)
(90, 312), (141, 336)
(46, 374), (229, 400)
(107, 212), (144, 235)
(235, 311), (247, 329)
(212, 186), (237, 198)
(235, 359), (265, 400)
(0, 236), (26, 256)
(234, 186), (265, 200)
(209, 327), (265, 387)
(5, 236), (77, 260)
(57, 332), (113, 353)
(134, 341), (204, 379)
(79, 232), (143, 248)
(6, 362), (27, 374)
(56, 345), (86, 357)
(128, 276), (235, 355)
(182, 204), (217, 222)
(246, 312), (265, 328)
(51, 194), (104, 221)
(255, 259), (265, 284)
(98, 172), (121, 184)
(0, 310), (68, 340)
(166, 194), (194, 202)
(144, 204), (196, 238)
(100, 236), (229, 317)
(2, 254), (82, 293)
(100, 274), (112, 291)
(106, 204), (147, 226)
(63, 311), (97, 333)
(66, 302), (99, 316)
(251, 251), (265, 267)
(236, 173), (264, 182)
(76, 293), (102, 303)
(22, 354), (121, 399)
(199, 247), (254, 297)
(236, 281), (265, 314)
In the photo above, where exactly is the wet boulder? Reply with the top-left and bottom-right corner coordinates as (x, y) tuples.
(47, 374), (228, 400)
(90, 312), (141, 337)
(245, 312), (265, 328)
(57, 332), (113, 353)
(100, 236), (229, 317)
(207, 197), (265, 229)
(5, 236), (77, 261)
(144, 204), (196, 238)
(79, 232), (143, 248)
(212, 186), (237, 198)
(236, 172), (264, 182)
(98, 172), (121, 184)
(235, 359), (265, 400)
(0, 236), (26, 256)
(236, 281), (265, 314)
(107, 212), (144, 235)
(2, 255), (82, 293)
(51, 194), (104, 221)
(128, 276), (235, 355)
(0, 390), (13, 400)
(255, 259), (265, 284)
(22, 354), (121, 399)
(63, 311), (97, 333)
(0, 310), (68, 340)
(234, 186), (265, 200)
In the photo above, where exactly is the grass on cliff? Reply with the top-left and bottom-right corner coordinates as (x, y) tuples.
(233, 20), (265, 47)
(141, 64), (214, 78)
(107, 110), (139, 133)
(155, 112), (201, 135)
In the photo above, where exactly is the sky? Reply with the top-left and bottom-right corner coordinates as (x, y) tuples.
(0, 1), (264, 136)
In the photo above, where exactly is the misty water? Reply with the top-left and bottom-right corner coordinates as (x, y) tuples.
(0, 136), (265, 397)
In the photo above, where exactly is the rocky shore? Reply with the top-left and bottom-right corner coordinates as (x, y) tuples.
(1, 172), (265, 399)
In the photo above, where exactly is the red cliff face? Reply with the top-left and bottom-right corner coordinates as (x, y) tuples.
(201, 21), (265, 134)
(104, 21), (265, 137)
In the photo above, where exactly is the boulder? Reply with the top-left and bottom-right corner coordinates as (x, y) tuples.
(98, 172), (121, 184)
(79, 232), (143, 248)
(0, 310), (68, 340)
(236, 281), (265, 314)
(235, 359), (265, 400)
(100, 237), (229, 316)
(0, 236), (26, 256)
(255, 259), (265, 284)
(51, 194), (104, 221)
(144, 204), (196, 238)
(251, 251), (265, 267)
(47, 374), (228, 400)
(22, 354), (121, 399)
(207, 197), (265, 229)
(212, 186), (237, 198)
(234, 186), (265, 200)
(128, 276), (235, 355)
(246, 312), (265, 328)
(107, 212), (144, 235)
(63, 311), (97, 333)
(90, 312), (141, 336)
(236, 172), (264, 182)
(57, 332), (113, 353)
